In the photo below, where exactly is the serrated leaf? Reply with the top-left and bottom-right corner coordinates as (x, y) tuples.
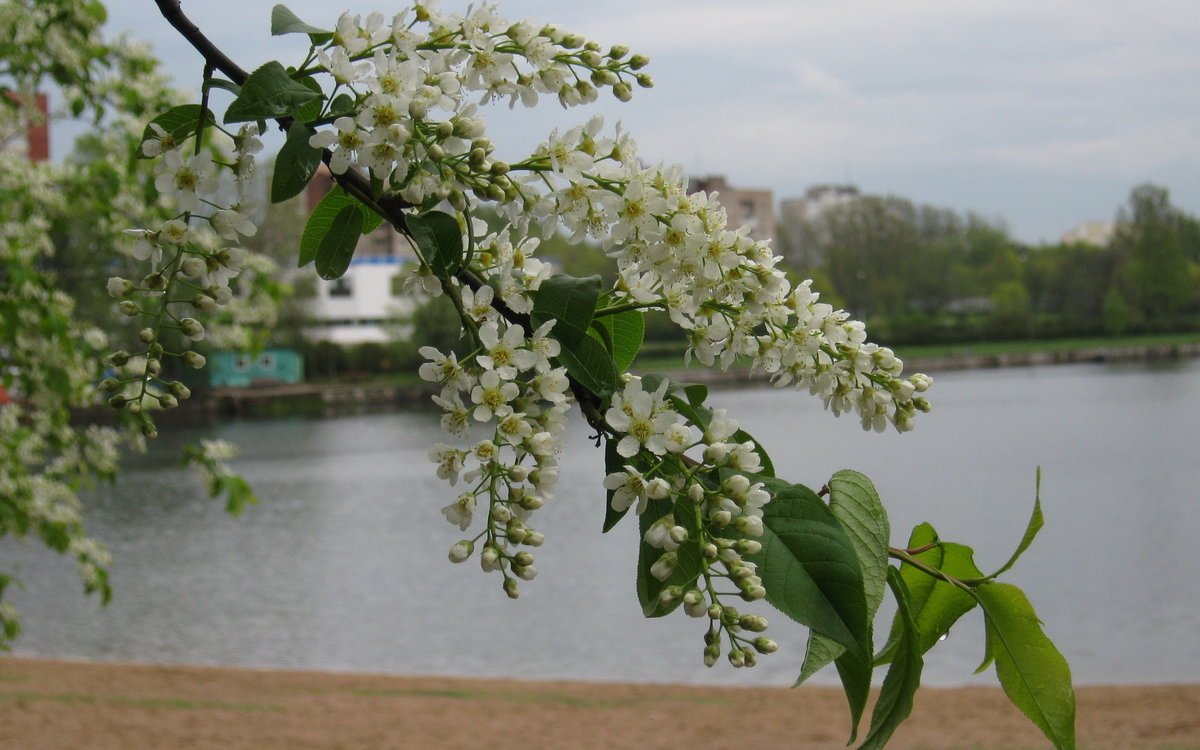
(300, 186), (381, 267)
(876, 524), (982, 666)
(741, 475), (869, 657)
(977, 582), (1076, 750)
(407, 210), (463, 278)
(637, 495), (702, 617)
(557, 333), (618, 397)
(314, 205), (363, 280)
(985, 470), (1045, 582)
(531, 274), (601, 349)
(593, 309), (644, 373)
(293, 75), (325, 123)
(271, 122), (323, 203)
(223, 61), (321, 124)
(138, 105), (214, 158)
(797, 470), (889, 737)
(858, 568), (924, 750)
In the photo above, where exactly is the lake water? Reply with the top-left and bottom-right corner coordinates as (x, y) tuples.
(4, 361), (1200, 687)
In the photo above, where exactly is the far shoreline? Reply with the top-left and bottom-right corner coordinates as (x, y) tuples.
(175, 333), (1200, 420)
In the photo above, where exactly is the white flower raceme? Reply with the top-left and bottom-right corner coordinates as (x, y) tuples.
(152, 148), (216, 212)
(605, 378), (685, 458)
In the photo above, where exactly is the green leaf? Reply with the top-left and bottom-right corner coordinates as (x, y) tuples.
(271, 121), (323, 204)
(293, 75), (325, 123)
(329, 93), (356, 116)
(138, 104), (214, 158)
(270, 4), (334, 43)
(314, 205), (363, 280)
(300, 186), (381, 267)
(531, 274), (601, 349)
(796, 470), (889, 738)
(593, 309), (645, 373)
(602, 438), (631, 533)
(876, 524), (982, 666)
(636, 495), (702, 617)
(858, 568), (924, 750)
(557, 333), (618, 397)
(742, 476), (869, 657)
(407, 210), (463, 278)
(977, 583), (1076, 750)
(985, 469), (1045, 582)
(223, 61), (321, 124)
(203, 78), (242, 96)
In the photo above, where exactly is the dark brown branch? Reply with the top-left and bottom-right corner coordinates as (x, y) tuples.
(153, 0), (608, 430)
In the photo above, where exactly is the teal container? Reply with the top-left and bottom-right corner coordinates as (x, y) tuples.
(208, 348), (304, 388)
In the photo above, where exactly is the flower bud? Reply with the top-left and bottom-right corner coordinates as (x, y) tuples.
(524, 530), (545, 547)
(138, 327), (156, 344)
(449, 540), (474, 563)
(182, 351), (207, 369)
(481, 545), (501, 571)
(708, 603), (722, 620)
(145, 359), (162, 377)
(109, 350), (130, 366)
(491, 504), (512, 523)
(436, 120), (454, 139)
(158, 393), (178, 409)
(728, 648), (745, 668)
(703, 543), (718, 559)
(612, 83), (633, 102)
(636, 73), (654, 88)
(514, 564), (537, 581)
(426, 144), (445, 162)
(608, 44), (629, 59)
(753, 637), (778, 654)
(141, 421), (158, 439)
(703, 644), (720, 667)
(735, 539), (763, 555)
(658, 585), (682, 605)
(514, 551), (534, 567)
(147, 342), (164, 359)
(179, 318), (205, 340)
(180, 257), (207, 278)
(710, 510), (732, 528)
(168, 381), (191, 400)
(739, 614), (768, 632)
(629, 54), (650, 70)
(107, 277), (135, 298)
(688, 483), (705, 503)
(107, 395), (126, 409)
(192, 294), (216, 312)
(503, 577), (520, 599)
(142, 272), (167, 291)
(408, 99), (428, 119)
(118, 300), (140, 316)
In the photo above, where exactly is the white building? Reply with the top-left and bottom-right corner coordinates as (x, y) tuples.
(1061, 221), (1115, 247)
(305, 167), (420, 343)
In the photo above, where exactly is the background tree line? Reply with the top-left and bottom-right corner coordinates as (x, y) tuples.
(775, 184), (1200, 346)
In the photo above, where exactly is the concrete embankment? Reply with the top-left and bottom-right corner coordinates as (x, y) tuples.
(192, 340), (1200, 418)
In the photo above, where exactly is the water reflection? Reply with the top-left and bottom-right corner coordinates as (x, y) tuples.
(5, 361), (1199, 686)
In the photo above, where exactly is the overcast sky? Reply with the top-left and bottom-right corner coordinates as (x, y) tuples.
(70, 0), (1200, 243)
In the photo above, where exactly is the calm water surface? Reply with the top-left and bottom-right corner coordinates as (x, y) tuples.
(5, 361), (1200, 686)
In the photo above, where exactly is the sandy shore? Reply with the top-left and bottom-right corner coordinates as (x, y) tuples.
(1, 658), (1197, 749)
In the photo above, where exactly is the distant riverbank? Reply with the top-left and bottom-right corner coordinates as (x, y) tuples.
(186, 333), (1200, 419)
(2, 658), (1197, 750)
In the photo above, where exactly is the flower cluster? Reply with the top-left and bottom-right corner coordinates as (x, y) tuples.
(493, 118), (933, 432)
(102, 125), (263, 436)
(420, 295), (572, 597)
(601, 378), (777, 667)
(302, 3), (652, 208)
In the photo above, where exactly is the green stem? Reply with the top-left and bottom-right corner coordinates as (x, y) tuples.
(593, 300), (665, 318)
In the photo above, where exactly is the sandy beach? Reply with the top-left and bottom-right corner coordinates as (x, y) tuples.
(1, 658), (1197, 749)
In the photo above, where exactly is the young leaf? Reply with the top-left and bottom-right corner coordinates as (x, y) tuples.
(300, 186), (383, 267)
(407, 210), (463, 278)
(314, 205), (363, 280)
(531, 274), (601, 349)
(557, 334), (618, 397)
(593, 308), (644, 373)
(223, 61), (321, 124)
(984, 469), (1045, 581)
(858, 568), (924, 750)
(270, 4), (332, 37)
(271, 122), (323, 204)
(137, 104), (214, 158)
(876, 525), (982, 665)
(741, 476), (870, 657)
(636, 495), (703, 617)
(977, 582), (1076, 750)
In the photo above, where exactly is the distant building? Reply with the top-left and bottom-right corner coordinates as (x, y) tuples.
(304, 166), (419, 344)
(2, 92), (50, 162)
(688, 175), (775, 242)
(1061, 221), (1115, 247)
(778, 184), (861, 267)
(779, 184), (860, 225)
